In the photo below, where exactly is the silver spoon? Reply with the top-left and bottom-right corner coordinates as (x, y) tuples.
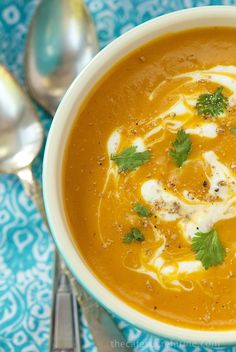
(25, 0), (99, 115)
(25, 1), (132, 351)
(0, 66), (132, 352)
(0, 66), (80, 351)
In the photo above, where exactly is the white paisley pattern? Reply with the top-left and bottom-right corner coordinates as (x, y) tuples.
(1, 1), (236, 351)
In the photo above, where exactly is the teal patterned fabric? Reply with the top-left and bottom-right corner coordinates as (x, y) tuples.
(1, 1), (236, 351)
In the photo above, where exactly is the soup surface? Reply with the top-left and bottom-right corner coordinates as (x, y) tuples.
(63, 27), (236, 330)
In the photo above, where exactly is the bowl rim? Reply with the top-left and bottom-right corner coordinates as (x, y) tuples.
(43, 5), (236, 346)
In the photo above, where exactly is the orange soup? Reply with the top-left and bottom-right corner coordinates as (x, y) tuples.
(63, 27), (236, 330)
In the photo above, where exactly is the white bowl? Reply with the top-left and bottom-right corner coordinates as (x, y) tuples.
(43, 6), (236, 345)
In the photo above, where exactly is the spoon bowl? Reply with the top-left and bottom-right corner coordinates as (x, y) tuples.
(25, 0), (99, 115)
(0, 67), (43, 173)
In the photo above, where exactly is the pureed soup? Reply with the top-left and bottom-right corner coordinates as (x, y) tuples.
(63, 27), (236, 330)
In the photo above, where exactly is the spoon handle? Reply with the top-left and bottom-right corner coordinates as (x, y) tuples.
(52, 252), (81, 352)
(69, 277), (133, 352)
(17, 166), (131, 352)
(17, 166), (80, 351)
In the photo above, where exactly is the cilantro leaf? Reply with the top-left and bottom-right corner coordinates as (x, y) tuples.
(196, 87), (228, 117)
(123, 228), (145, 243)
(111, 146), (151, 172)
(133, 203), (152, 217)
(191, 229), (226, 270)
(169, 129), (192, 167)
(230, 127), (236, 135)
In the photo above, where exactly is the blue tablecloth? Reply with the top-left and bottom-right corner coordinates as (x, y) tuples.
(1, 1), (236, 351)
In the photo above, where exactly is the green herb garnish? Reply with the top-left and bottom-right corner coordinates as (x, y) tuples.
(230, 127), (236, 135)
(111, 146), (151, 172)
(123, 228), (145, 244)
(196, 87), (228, 117)
(191, 229), (226, 270)
(133, 203), (152, 217)
(169, 129), (192, 167)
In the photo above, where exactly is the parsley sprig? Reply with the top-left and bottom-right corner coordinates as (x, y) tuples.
(196, 87), (228, 117)
(169, 129), (192, 167)
(192, 229), (226, 270)
(133, 203), (152, 217)
(123, 228), (145, 244)
(230, 127), (236, 135)
(111, 146), (151, 172)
